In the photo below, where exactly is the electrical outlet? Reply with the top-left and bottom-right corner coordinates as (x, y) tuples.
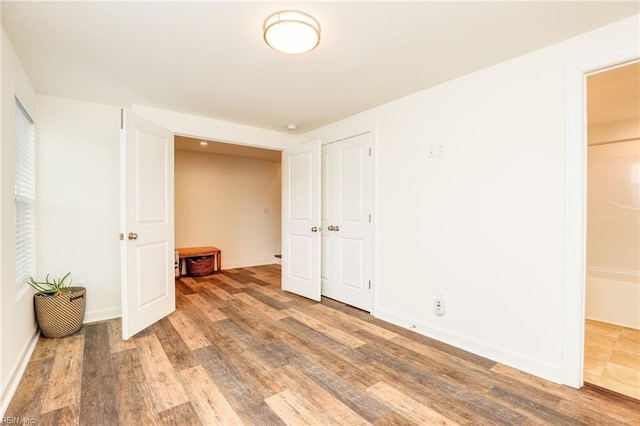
(437, 143), (446, 156)
(427, 144), (435, 158)
(435, 294), (446, 316)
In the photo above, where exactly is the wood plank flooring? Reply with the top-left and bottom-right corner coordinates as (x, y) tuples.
(6, 265), (640, 425)
(584, 319), (640, 400)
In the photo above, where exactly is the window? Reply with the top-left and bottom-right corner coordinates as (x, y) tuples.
(15, 98), (35, 287)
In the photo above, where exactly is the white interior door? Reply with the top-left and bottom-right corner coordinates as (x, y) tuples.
(282, 140), (321, 301)
(322, 132), (373, 311)
(120, 110), (175, 339)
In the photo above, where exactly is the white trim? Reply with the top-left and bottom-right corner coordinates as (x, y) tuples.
(318, 123), (377, 149)
(322, 130), (371, 146)
(371, 122), (379, 317)
(0, 325), (39, 417)
(562, 49), (639, 388)
(375, 308), (561, 383)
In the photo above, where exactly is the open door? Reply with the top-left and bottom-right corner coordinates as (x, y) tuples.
(282, 140), (321, 301)
(120, 110), (175, 339)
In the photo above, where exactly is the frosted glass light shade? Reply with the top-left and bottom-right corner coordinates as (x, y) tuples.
(263, 10), (320, 54)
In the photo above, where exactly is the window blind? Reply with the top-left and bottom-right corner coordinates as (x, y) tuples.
(15, 98), (36, 287)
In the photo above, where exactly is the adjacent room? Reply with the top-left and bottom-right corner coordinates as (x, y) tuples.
(174, 136), (282, 274)
(584, 62), (640, 400)
(1, 1), (639, 423)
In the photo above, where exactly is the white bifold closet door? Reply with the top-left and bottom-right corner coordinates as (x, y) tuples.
(321, 132), (373, 312)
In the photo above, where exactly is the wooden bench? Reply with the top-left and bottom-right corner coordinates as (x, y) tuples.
(176, 246), (221, 276)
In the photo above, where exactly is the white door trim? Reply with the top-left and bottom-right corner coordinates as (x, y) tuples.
(562, 49), (639, 387)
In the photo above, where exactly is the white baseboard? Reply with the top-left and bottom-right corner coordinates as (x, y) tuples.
(84, 306), (121, 324)
(374, 308), (562, 384)
(0, 324), (39, 417)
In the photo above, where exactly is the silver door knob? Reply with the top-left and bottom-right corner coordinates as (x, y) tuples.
(333, 225), (340, 232)
(311, 227), (318, 232)
(128, 232), (139, 240)
(327, 225), (335, 231)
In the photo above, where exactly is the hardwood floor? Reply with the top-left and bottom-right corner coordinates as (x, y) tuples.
(6, 265), (640, 425)
(584, 319), (640, 400)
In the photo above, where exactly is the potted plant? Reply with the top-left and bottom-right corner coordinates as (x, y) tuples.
(28, 272), (86, 338)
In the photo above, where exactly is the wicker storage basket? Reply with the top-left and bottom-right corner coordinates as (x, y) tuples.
(34, 287), (86, 338)
(187, 256), (214, 276)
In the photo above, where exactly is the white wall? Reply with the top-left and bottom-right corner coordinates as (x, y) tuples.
(586, 128), (639, 328)
(300, 16), (640, 383)
(36, 95), (122, 323)
(1, 28), (38, 415)
(175, 150), (281, 269)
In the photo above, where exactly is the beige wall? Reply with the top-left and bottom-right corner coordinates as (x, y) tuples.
(175, 150), (281, 269)
(586, 111), (639, 327)
(587, 140), (640, 275)
(588, 117), (640, 144)
(585, 61), (640, 328)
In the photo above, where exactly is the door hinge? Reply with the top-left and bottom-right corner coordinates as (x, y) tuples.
(369, 213), (372, 223)
(119, 233), (124, 241)
(120, 109), (124, 130)
(368, 147), (372, 157)
(368, 280), (372, 289)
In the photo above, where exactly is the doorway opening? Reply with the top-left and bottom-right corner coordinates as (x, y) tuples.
(174, 136), (283, 274)
(583, 61), (640, 400)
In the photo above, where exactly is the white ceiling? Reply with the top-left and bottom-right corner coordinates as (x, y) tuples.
(2, 1), (638, 134)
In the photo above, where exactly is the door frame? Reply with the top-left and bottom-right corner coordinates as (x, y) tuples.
(562, 48), (639, 387)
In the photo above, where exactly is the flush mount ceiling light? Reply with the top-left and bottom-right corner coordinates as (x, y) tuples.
(263, 10), (320, 54)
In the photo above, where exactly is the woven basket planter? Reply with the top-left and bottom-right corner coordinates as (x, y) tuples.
(34, 287), (86, 338)
(187, 256), (214, 276)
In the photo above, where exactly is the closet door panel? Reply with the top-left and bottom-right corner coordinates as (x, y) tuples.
(321, 132), (373, 311)
(340, 143), (365, 222)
